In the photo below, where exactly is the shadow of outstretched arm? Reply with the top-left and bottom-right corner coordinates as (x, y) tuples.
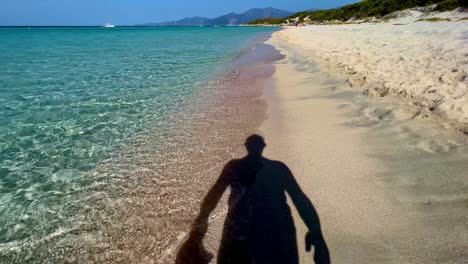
(284, 166), (331, 264)
(175, 162), (232, 264)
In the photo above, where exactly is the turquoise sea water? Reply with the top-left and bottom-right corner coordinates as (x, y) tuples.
(0, 27), (276, 253)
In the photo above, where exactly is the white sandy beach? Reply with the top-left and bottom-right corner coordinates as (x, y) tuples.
(259, 17), (468, 263)
(274, 16), (468, 131)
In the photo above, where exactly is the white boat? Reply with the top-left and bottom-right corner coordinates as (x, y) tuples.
(103, 23), (115, 28)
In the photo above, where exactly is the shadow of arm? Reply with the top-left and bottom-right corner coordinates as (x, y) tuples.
(284, 166), (330, 264)
(176, 162), (232, 264)
(284, 166), (320, 232)
(192, 161), (232, 234)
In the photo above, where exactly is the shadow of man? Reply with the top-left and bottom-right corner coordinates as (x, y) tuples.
(176, 134), (330, 264)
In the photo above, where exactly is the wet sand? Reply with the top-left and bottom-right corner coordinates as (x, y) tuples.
(81, 41), (279, 263)
(260, 33), (468, 263)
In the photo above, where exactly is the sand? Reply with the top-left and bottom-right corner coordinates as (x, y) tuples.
(259, 19), (468, 263)
(274, 17), (468, 133)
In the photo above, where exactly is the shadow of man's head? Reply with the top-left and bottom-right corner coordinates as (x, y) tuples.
(244, 134), (266, 157)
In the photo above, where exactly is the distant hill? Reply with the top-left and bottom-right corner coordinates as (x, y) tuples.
(136, 7), (293, 26)
(148, 16), (210, 26)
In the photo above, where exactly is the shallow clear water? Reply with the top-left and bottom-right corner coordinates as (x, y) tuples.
(0, 26), (276, 249)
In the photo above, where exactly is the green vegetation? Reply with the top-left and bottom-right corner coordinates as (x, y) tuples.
(248, 17), (285, 25)
(435, 0), (462, 10)
(248, 0), (467, 24)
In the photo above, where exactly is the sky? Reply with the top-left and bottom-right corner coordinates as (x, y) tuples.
(0, 0), (361, 26)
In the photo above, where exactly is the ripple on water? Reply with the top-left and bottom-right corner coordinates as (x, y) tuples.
(0, 26), (278, 261)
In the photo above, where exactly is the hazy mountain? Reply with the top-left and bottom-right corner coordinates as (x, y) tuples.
(139, 16), (210, 26)
(136, 7), (293, 26)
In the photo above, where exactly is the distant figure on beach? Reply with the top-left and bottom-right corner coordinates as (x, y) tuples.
(176, 134), (330, 264)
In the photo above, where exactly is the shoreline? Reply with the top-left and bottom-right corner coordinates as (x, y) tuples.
(260, 25), (468, 263)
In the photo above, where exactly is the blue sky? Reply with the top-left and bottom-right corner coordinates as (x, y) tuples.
(0, 0), (361, 26)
